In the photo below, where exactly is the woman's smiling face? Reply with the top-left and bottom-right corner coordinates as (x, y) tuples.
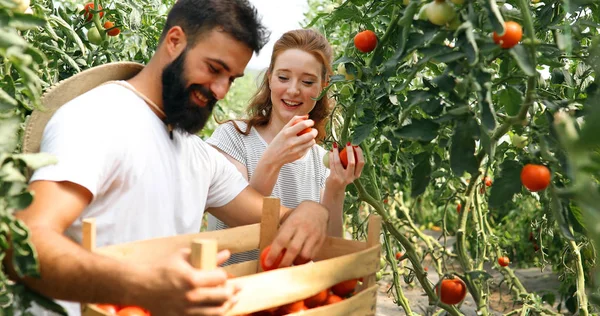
(268, 48), (324, 125)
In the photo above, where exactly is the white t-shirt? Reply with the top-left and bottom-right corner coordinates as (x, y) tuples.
(205, 121), (329, 264)
(28, 82), (248, 315)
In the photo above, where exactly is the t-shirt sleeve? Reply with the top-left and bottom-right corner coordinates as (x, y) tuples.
(205, 143), (249, 208)
(206, 122), (248, 166)
(29, 93), (118, 198)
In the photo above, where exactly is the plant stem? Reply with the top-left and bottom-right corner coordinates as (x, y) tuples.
(383, 230), (413, 315)
(568, 240), (589, 316)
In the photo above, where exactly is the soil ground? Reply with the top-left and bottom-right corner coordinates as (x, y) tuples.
(374, 230), (567, 316)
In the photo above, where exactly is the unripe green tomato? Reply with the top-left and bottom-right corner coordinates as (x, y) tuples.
(10, 0), (30, 13)
(403, 0), (410, 5)
(323, 152), (330, 169)
(87, 27), (103, 45)
(418, 4), (429, 21)
(380, 257), (387, 269)
(426, 0), (456, 26)
(376, 271), (383, 281)
(337, 63), (355, 81)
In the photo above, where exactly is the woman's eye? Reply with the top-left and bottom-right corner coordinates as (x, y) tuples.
(278, 76), (288, 81)
(303, 81), (315, 85)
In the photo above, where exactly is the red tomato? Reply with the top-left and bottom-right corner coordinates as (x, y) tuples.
(435, 278), (467, 305)
(83, 3), (104, 21)
(354, 30), (377, 53)
(331, 279), (358, 297)
(456, 203), (461, 213)
(324, 294), (343, 305)
(521, 164), (551, 192)
(297, 127), (313, 136)
(260, 245), (286, 271)
(277, 300), (307, 314)
(395, 252), (402, 260)
(498, 256), (510, 267)
(304, 289), (329, 308)
(95, 304), (119, 314)
(103, 21), (121, 36)
(339, 146), (359, 169)
(117, 306), (148, 316)
(484, 176), (492, 187)
(492, 21), (523, 49)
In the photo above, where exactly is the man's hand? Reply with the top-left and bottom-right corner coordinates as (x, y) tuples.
(265, 201), (329, 267)
(137, 249), (241, 316)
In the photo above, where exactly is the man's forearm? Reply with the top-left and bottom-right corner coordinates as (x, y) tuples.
(6, 227), (146, 305)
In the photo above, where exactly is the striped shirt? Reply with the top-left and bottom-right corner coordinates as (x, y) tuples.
(206, 121), (329, 265)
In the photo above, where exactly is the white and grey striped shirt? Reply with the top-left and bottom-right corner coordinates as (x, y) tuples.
(205, 121), (329, 265)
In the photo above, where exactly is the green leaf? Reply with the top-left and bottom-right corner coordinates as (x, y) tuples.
(393, 119), (440, 142)
(20, 289), (68, 316)
(489, 160), (523, 209)
(456, 21), (479, 66)
(509, 45), (536, 77)
(0, 89), (18, 112)
(8, 13), (47, 30)
(550, 189), (576, 241)
(498, 86), (523, 116)
(0, 28), (28, 49)
(0, 116), (20, 153)
(483, 0), (505, 34)
(12, 153), (58, 170)
(411, 153), (431, 197)
(7, 192), (34, 211)
(352, 122), (375, 145)
(479, 82), (497, 131)
(450, 121), (478, 176)
(49, 15), (87, 55)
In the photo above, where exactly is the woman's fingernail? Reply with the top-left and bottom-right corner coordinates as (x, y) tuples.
(346, 142), (351, 147)
(333, 143), (338, 148)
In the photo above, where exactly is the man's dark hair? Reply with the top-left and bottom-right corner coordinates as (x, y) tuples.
(159, 0), (270, 54)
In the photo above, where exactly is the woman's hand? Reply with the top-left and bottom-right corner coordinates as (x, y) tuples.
(326, 143), (365, 191)
(262, 115), (317, 167)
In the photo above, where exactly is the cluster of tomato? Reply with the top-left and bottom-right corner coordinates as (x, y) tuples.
(82, 2), (121, 45)
(249, 245), (360, 315)
(93, 305), (149, 316)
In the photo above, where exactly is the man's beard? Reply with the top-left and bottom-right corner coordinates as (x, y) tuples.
(161, 49), (217, 135)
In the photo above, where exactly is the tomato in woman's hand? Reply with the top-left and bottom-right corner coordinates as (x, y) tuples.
(339, 145), (359, 169)
(117, 306), (149, 316)
(260, 245), (286, 271)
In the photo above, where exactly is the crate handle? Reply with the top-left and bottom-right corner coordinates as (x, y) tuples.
(190, 238), (218, 270)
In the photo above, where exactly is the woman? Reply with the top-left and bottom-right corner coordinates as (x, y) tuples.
(206, 29), (364, 265)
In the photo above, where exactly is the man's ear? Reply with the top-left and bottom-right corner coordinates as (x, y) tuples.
(162, 26), (187, 60)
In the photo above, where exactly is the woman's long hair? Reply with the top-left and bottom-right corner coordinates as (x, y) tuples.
(222, 28), (333, 142)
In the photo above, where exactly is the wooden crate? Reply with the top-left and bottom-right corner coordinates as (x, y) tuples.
(81, 197), (382, 316)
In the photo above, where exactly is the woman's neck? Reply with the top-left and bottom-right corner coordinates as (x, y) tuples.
(255, 118), (285, 144)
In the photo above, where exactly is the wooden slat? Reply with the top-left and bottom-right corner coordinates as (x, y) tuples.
(258, 197), (281, 272)
(191, 239), (217, 270)
(226, 245), (379, 315)
(94, 224), (260, 264)
(81, 219), (96, 252)
(292, 284), (378, 316)
(81, 305), (109, 316)
(313, 236), (366, 261)
(362, 215), (382, 290)
(223, 260), (258, 277)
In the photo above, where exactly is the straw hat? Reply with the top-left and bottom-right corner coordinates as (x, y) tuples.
(22, 62), (145, 154)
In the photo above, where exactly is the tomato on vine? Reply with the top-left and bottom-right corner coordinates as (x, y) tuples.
(83, 2), (104, 22)
(521, 164), (551, 192)
(484, 176), (492, 187)
(493, 21), (523, 49)
(425, 0), (456, 26)
(87, 26), (103, 45)
(436, 278), (467, 305)
(498, 256), (510, 267)
(103, 21), (121, 37)
(353, 30), (377, 53)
